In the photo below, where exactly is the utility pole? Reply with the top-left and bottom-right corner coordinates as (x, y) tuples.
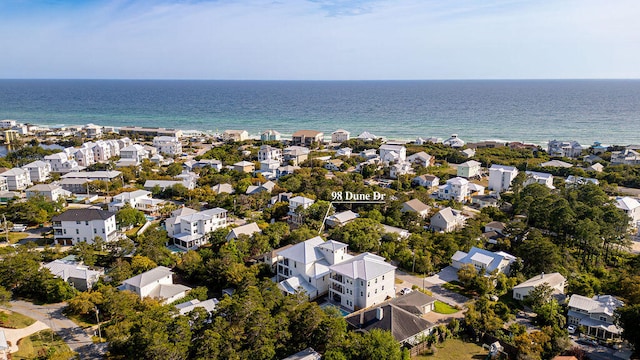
(95, 307), (102, 342)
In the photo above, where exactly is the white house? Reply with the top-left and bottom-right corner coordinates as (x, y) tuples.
(488, 164), (518, 192)
(611, 149), (640, 165)
(615, 197), (640, 228)
(512, 272), (566, 300)
(548, 140), (583, 158)
(288, 196), (315, 226)
(326, 210), (359, 228)
(430, 207), (466, 232)
(437, 177), (469, 202)
(524, 171), (555, 189)
(164, 207), (228, 250)
(451, 247), (516, 276)
(329, 252), (396, 311)
(412, 174), (439, 188)
(44, 257), (104, 291)
(52, 208), (118, 245)
(108, 189), (164, 213)
(26, 184), (71, 202)
(0, 168), (32, 191)
(91, 141), (112, 161)
(379, 144), (407, 164)
(567, 294), (623, 340)
(0, 119), (17, 128)
(74, 147), (96, 167)
(84, 124), (103, 138)
(61, 170), (122, 182)
(117, 144), (149, 167)
(258, 145), (283, 163)
(22, 160), (51, 183)
(331, 129), (350, 143)
(0, 176), (7, 192)
(153, 136), (183, 156)
(389, 162), (413, 179)
(120, 266), (191, 304)
(443, 134), (465, 148)
(565, 176), (599, 187)
(407, 152), (434, 167)
(336, 147), (352, 157)
(261, 129), (281, 141)
(457, 160), (482, 179)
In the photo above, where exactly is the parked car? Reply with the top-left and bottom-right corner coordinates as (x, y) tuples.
(567, 325), (576, 334)
(400, 288), (412, 295)
(11, 224), (27, 232)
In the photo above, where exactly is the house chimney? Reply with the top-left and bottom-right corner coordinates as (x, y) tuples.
(376, 307), (384, 321)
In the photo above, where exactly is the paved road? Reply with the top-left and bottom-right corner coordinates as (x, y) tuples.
(396, 270), (469, 308)
(5, 300), (106, 359)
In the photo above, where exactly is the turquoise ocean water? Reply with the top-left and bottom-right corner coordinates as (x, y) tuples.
(0, 79), (639, 146)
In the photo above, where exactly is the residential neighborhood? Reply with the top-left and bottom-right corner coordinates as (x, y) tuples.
(0, 124), (639, 360)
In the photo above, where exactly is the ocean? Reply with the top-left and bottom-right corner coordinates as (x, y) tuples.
(0, 79), (639, 146)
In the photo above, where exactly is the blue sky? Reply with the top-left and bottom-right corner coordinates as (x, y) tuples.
(1, 0), (639, 79)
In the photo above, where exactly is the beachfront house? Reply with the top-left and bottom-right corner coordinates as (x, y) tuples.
(120, 266), (191, 304)
(443, 134), (465, 148)
(292, 130), (324, 147)
(222, 129), (249, 142)
(513, 272), (566, 300)
(261, 129), (281, 141)
(331, 129), (350, 143)
(52, 208), (118, 245)
(451, 246), (516, 276)
(524, 171), (555, 189)
(567, 294), (623, 340)
(22, 160), (51, 183)
(457, 160), (482, 179)
(548, 140), (583, 158)
(488, 164), (518, 193)
(164, 207), (228, 250)
(611, 149), (640, 165)
(430, 207), (466, 232)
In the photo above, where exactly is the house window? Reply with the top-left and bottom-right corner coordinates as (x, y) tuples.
(368, 292), (370, 297)
(361, 281), (363, 286)
(600, 316), (607, 321)
(382, 286), (384, 290)
(382, 275), (385, 280)
(375, 289), (377, 294)
(94, 229), (97, 234)
(63, 229), (66, 234)
(76, 221), (81, 225)
(76, 229), (79, 234)
(86, 221), (89, 225)
(361, 292), (363, 297)
(375, 278), (378, 284)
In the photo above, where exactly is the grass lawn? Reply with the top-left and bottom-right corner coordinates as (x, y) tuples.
(7, 232), (29, 244)
(0, 310), (36, 329)
(414, 338), (487, 360)
(13, 329), (75, 360)
(433, 300), (460, 314)
(65, 312), (96, 328)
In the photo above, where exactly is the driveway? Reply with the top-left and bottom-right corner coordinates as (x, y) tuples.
(425, 266), (459, 285)
(1, 320), (49, 353)
(4, 300), (106, 359)
(396, 269), (469, 308)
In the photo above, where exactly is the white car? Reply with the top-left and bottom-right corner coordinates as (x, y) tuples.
(400, 288), (413, 295)
(11, 224), (27, 232)
(567, 325), (576, 334)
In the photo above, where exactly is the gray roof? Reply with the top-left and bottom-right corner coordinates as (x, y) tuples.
(402, 199), (430, 213)
(122, 266), (174, 289)
(514, 272), (566, 290)
(317, 239), (348, 251)
(175, 298), (219, 315)
(61, 171), (121, 179)
(27, 183), (63, 192)
(43, 259), (103, 282)
(346, 303), (434, 343)
(391, 291), (437, 315)
(282, 348), (322, 360)
(568, 294), (623, 316)
(52, 208), (115, 222)
(226, 222), (261, 240)
(148, 283), (191, 300)
(327, 210), (359, 224)
(329, 252), (395, 281)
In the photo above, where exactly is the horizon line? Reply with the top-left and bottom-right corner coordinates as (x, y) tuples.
(1, 77), (640, 82)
